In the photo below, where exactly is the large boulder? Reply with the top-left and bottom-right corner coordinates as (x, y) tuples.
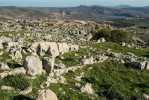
(35, 89), (58, 100)
(38, 42), (51, 56)
(81, 83), (94, 94)
(137, 62), (146, 69)
(57, 43), (69, 53)
(30, 42), (79, 57)
(47, 42), (60, 57)
(23, 56), (42, 75)
(130, 61), (149, 70)
(42, 57), (55, 73)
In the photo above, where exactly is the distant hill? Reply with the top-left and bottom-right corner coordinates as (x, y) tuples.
(0, 6), (149, 21)
(115, 5), (133, 8)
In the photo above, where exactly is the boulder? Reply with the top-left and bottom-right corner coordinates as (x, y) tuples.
(23, 56), (42, 75)
(97, 38), (106, 43)
(20, 86), (32, 95)
(81, 83), (94, 94)
(35, 89), (58, 100)
(0, 71), (9, 79)
(6, 42), (19, 47)
(143, 94), (149, 100)
(8, 67), (26, 75)
(42, 57), (55, 73)
(137, 62), (146, 69)
(69, 44), (79, 51)
(0, 67), (26, 79)
(38, 42), (51, 56)
(14, 51), (22, 59)
(81, 56), (94, 65)
(130, 61), (149, 70)
(47, 42), (60, 57)
(0, 63), (10, 70)
(57, 43), (69, 53)
(30, 42), (79, 57)
(121, 42), (126, 46)
(1, 86), (13, 91)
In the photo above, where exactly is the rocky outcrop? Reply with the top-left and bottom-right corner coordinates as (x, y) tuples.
(9, 67), (26, 75)
(30, 42), (79, 57)
(47, 42), (60, 57)
(1, 86), (14, 91)
(0, 67), (26, 79)
(81, 83), (94, 94)
(81, 56), (94, 65)
(35, 89), (58, 100)
(23, 56), (42, 75)
(130, 61), (149, 70)
(42, 57), (55, 73)
(0, 63), (10, 70)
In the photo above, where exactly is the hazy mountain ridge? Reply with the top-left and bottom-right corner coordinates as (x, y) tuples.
(0, 6), (149, 21)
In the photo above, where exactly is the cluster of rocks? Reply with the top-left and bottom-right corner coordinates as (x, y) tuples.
(106, 51), (149, 70)
(0, 67), (26, 79)
(29, 42), (79, 57)
(81, 55), (108, 65)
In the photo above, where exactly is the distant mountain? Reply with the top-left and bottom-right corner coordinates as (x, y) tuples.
(0, 6), (149, 21)
(116, 5), (133, 8)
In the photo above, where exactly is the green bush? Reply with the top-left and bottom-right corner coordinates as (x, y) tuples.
(3, 74), (30, 90)
(93, 28), (130, 43)
(93, 28), (111, 41)
(111, 29), (130, 43)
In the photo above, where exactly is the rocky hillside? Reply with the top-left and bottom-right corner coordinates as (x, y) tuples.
(0, 18), (148, 100)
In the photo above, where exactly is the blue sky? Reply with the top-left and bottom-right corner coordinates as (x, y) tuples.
(0, 0), (149, 7)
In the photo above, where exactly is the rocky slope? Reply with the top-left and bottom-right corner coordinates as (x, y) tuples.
(0, 18), (148, 100)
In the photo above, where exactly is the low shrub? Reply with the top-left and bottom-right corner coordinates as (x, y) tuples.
(3, 74), (30, 90)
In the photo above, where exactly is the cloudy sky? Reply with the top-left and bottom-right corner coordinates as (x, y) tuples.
(0, 0), (149, 7)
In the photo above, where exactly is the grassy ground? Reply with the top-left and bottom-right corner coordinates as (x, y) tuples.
(0, 42), (148, 100)
(61, 42), (149, 67)
(81, 60), (149, 99)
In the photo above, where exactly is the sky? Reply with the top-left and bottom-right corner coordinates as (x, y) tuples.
(0, 0), (149, 7)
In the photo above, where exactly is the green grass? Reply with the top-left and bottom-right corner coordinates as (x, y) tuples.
(62, 42), (148, 67)
(0, 89), (14, 100)
(3, 74), (30, 90)
(94, 42), (149, 58)
(0, 31), (30, 37)
(109, 18), (149, 28)
(31, 73), (48, 89)
(48, 83), (91, 100)
(81, 60), (149, 99)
